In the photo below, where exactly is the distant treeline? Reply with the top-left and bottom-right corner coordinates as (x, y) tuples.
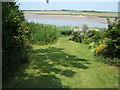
(22, 9), (117, 13)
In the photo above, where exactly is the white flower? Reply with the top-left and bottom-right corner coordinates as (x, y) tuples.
(94, 29), (99, 31)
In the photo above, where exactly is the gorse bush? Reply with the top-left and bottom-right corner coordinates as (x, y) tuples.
(96, 44), (108, 54)
(2, 2), (31, 79)
(28, 23), (60, 45)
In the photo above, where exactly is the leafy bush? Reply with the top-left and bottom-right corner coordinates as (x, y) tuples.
(28, 23), (60, 45)
(105, 21), (120, 58)
(2, 2), (31, 79)
(56, 26), (72, 36)
(61, 30), (72, 36)
(99, 21), (120, 59)
(94, 20), (120, 66)
(69, 31), (82, 43)
(89, 42), (96, 52)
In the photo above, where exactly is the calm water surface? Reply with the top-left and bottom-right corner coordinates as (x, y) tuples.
(26, 18), (108, 28)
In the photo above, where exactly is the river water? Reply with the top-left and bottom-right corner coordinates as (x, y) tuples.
(26, 18), (108, 28)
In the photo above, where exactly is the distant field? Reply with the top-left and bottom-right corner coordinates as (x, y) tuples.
(24, 11), (118, 18)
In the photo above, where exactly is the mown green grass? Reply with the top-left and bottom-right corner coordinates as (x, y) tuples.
(4, 36), (118, 88)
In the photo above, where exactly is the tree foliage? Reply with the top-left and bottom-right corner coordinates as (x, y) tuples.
(2, 2), (31, 79)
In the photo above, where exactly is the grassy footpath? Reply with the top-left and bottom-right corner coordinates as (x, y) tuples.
(5, 36), (118, 88)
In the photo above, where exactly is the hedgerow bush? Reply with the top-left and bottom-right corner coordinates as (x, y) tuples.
(93, 20), (120, 66)
(100, 21), (120, 59)
(2, 2), (31, 79)
(28, 22), (60, 45)
(56, 26), (72, 36)
(69, 31), (82, 43)
(61, 30), (72, 36)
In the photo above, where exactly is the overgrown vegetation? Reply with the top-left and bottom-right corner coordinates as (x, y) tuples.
(28, 22), (60, 45)
(2, 2), (31, 80)
(69, 22), (120, 66)
(104, 21), (120, 59)
(56, 26), (72, 36)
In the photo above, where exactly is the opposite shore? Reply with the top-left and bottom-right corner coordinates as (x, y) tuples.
(24, 13), (115, 24)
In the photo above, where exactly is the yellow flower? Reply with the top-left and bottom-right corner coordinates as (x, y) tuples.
(96, 44), (108, 53)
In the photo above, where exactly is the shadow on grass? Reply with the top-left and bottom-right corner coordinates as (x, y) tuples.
(4, 47), (90, 88)
(9, 74), (64, 88)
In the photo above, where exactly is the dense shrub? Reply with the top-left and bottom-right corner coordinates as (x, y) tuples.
(56, 26), (72, 36)
(61, 30), (72, 36)
(94, 20), (120, 66)
(101, 21), (120, 59)
(69, 31), (82, 43)
(2, 2), (31, 79)
(28, 23), (60, 45)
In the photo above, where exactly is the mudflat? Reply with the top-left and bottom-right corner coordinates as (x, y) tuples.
(24, 13), (112, 24)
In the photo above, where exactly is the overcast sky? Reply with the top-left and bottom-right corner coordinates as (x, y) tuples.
(18, 0), (119, 2)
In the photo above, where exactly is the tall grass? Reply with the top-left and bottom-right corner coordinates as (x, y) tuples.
(28, 22), (60, 45)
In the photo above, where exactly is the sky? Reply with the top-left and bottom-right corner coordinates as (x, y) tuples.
(17, 0), (119, 12)
(17, 0), (120, 2)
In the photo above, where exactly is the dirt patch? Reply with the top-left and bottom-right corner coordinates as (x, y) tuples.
(108, 66), (118, 69)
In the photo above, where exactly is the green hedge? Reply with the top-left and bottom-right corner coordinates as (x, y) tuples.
(102, 21), (120, 59)
(56, 26), (72, 36)
(2, 2), (31, 79)
(28, 23), (60, 45)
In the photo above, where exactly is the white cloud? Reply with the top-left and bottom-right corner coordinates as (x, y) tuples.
(17, 0), (120, 2)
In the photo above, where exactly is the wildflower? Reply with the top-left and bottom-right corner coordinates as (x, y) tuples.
(96, 44), (108, 53)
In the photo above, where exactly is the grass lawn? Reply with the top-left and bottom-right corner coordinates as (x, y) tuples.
(4, 36), (118, 88)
